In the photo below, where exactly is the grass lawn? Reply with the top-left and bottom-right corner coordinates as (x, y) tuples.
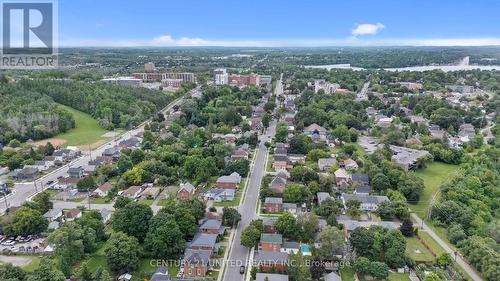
(139, 199), (155, 206)
(21, 256), (40, 272)
(90, 197), (112, 204)
(339, 267), (356, 281)
(406, 237), (435, 263)
(67, 197), (86, 203)
(418, 231), (446, 256)
(413, 162), (459, 218)
(266, 152), (274, 172)
(132, 259), (179, 281)
(54, 105), (109, 147)
(388, 273), (411, 281)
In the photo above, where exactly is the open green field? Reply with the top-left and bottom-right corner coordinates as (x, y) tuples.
(54, 105), (109, 147)
(406, 237), (435, 263)
(413, 162), (459, 218)
(418, 231), (446, 256)
(388, 273), (411, 281)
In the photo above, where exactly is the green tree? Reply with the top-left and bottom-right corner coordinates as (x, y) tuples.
(275, 213), (298, 239)
(3, 207), (47, 236)
(240, 225), (261, 248)
(0, 263), (26, 281)
(144, 218), (185, 259)
(105, 232), (141, 272)
(76, 175), (97, 192)
(288, 253), (312, 281)
(222, 207), (241, 227)
(317, 226), (345, 261)
(111, 202), (153, 241)
(27, 261), (65, 281)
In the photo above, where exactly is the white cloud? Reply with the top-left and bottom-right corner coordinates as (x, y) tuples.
(352, 23), (385, 36)
(61, 35), (500, 48)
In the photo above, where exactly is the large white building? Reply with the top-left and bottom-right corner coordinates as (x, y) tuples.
(214, 68), (228, 86)
(314, 79), (340, 94)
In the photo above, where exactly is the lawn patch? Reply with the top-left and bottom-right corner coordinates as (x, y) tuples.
(53, 105), (110, 147)
(413, 162), (459, 217)
(406, 237), (435, 263)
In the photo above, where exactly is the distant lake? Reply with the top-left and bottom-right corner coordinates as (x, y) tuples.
(304, 64), (500, 72)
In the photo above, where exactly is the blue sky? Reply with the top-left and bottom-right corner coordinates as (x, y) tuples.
(58, 0), (500, 47)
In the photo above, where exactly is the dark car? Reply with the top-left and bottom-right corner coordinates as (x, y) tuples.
(239, 266), (245, 274)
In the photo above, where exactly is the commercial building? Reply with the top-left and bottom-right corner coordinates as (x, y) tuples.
(161, 78), (184, 89)
(214, 68), (228, 85)
(132, 72), (195, 83)
(101, 77), (142, 87)
(228, 74), (259, 87)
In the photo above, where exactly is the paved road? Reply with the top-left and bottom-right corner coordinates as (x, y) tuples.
(411, 213), (483, 281)
(356, 81), (370, 101)
(223, 77), (282, 281)
(224, 120), (277, 281)
(0, 96), (186, 214)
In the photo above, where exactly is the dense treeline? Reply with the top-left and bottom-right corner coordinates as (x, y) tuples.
(0, 83), (75, 142)
(431, 147), (500, 281)
(17, 79), (177, 130)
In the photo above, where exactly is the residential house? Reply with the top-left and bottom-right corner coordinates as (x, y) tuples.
(204, 188), (235, 202)
(273, 155), (289, 171)
(93, 182), (113, 197)
(182, 249), (211, 278)
(64, 208), (82, 221)
(33, 160), (51, 171)
(263, 218), (277, 233)
(281, 241), (300, 254)
(410, 115), (429, 126)
(188, 233), (218, 253)
(256, 273), (289, 281)
(317, 192), (332, 204)
(100, 209), (112, 224)
(274, 146), (288, 156)
(318, 158), (336, 171)
(283, 203), (298, 215)
(102, 146), (121, 159)
(215, 172), (241, 189)
(67, 167), (84, 178)
(120, 186), (143, 199)
(288, 154), (306, 164)
(178, 182), (196, 200)
(389, 145), (430, 171)
(200, 219), (224, 235)
(43, 208), (63, 222)
(254, 251), (288, 273)
(343, 159), (359, 170)
(150, 267), (170, 281)
(15, 167), (39, 181)
(334, 168), (351, 188)
(264, 197), (283, 213)
(119, 137), (141, 149)
(140, 187), (161, 199)
(48, 221), (60, 230)
(260, 233), (283, 252)
(251, 118), (263, 131)
(340, 219), (401, 237)
(275, 169), (290, 180)
(303, 123), (327, 141)
(231, 149), (249, 161)
(269, 176), (287, 194)
(52, 177), (79, 190)
(341, 193), (390, 211)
